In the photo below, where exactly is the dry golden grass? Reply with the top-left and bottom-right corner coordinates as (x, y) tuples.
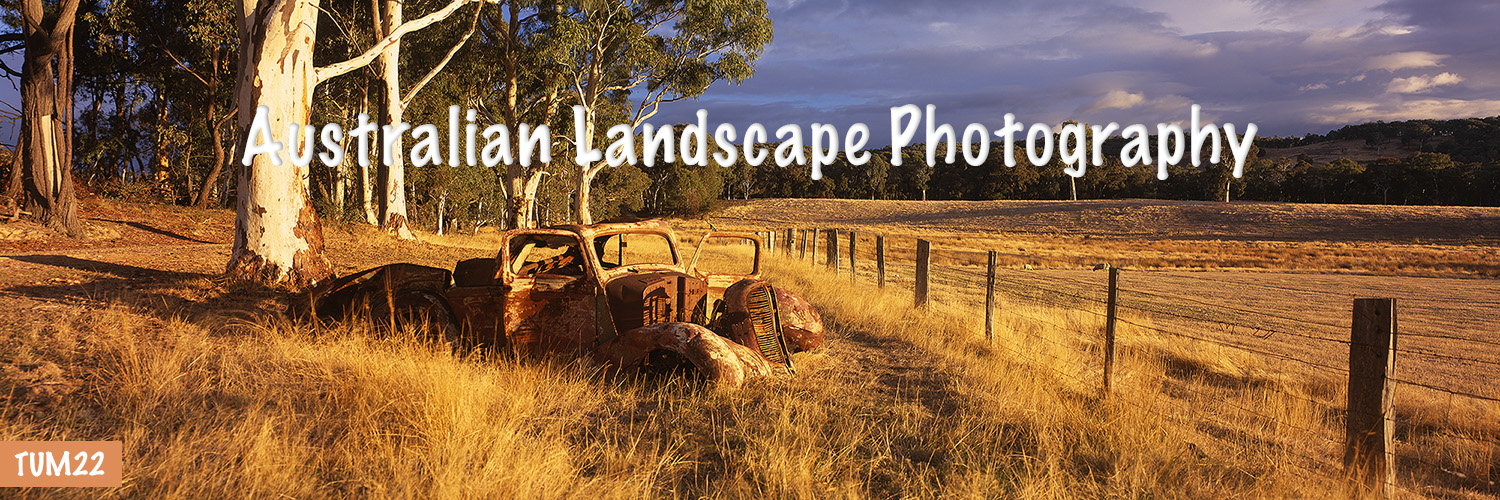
(1, 250), (1388, 498)
(0, 201), (1495, 498)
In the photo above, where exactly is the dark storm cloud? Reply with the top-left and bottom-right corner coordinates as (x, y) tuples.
(647, 0), (1500, 145)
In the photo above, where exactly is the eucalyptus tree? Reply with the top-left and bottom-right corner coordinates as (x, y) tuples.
(10, 0), (83, 235)
(229, 0), (484, 287)
(365, 0), (482, 239)
(559, 0), (771, 224)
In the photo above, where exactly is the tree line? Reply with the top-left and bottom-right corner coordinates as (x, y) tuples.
(2, 0), (1497, 287)
(610, 115), (1500, 214)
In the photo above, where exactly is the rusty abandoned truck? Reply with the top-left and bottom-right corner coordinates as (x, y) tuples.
(306, 221), (824, 386)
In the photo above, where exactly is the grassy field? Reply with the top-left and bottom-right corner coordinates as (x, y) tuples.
(697, 198), (1500, 498)
(0, 198), (1496, 498)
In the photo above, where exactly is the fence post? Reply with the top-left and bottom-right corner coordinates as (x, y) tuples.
(876, 235), (886, 288)
(1103, 267), (1119, 397)
(811, 229), (819, 265)
(799, 229), (807, 260)
(1345, 298), (1397, 499)
(826, 229), (840, 270)
(986, 250), (997, 344)
(848, 232), (857, 281)
(915, 239), (930, 307)
(785, 228), (794, 257)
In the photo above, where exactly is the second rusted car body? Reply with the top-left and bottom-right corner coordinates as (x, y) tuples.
(308, 221), (824, 385)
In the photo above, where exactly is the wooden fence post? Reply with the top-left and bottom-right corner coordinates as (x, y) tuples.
(799, 229), (807, 260)
(986, 250), (997, 344)
(1345, 298), (1397, 499)
(876, 235), (886, 288)
(1103, 267), (1119, 397)
(848, 232), (857, 281)
(811, 229), (819, 265)
(785, 228), (794, 257)
(915, 239), (930, 307)
(826, 229), (839, 270)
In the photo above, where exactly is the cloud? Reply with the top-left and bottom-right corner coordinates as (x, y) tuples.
(637, 0), (1500, 141)
(1086, 90), (1146, 111)
(1385, 73), (1464, 94)
(1366, 51), (1448, 72)
(1308, 97), (1500, 124)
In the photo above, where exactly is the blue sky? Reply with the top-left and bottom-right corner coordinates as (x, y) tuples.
(646, 0), (1500, 145)
(3, 0), (1497, 148)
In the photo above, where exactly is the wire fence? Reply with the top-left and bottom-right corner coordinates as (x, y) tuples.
(748, 226), (1500, 498)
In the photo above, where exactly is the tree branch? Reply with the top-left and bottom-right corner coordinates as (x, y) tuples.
(159, 46), (211, 87)
(401, 4), (482, 106)
(314, 0), (483, 84)
(214, 106), (238, 129)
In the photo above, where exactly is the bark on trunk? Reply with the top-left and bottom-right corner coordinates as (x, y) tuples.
(359, 84), (378, 224)
(193, 111), (227, 208)
(3, 147), (20, 200)
(17, 0), (83, 236)
(572, 169), (597, 224)
(194, 48), (226, 209)
(522, 171), (545, 227)
(226, 0), (333, 288)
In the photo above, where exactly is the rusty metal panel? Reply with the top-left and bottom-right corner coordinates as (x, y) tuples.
(444, 286), (505, 349)
(593, 322), (781, 387)
(774, 287), (825, 352)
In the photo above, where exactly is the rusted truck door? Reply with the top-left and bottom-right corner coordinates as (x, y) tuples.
(688, 232), (763, 296)
(499, 230), (602, 355)
(444, 256), (507, 349)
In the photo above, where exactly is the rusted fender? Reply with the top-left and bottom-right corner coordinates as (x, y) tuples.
(774, 288), (825, 352)
(595, 322), (783, 387)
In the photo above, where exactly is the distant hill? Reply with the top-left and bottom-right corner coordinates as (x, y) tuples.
(1259, 139), (1423, 165)
(1256, 116), (1500, 166)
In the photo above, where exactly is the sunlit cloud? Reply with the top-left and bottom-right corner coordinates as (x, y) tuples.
(1086, 90), (1146, 112)
(1309, 98), (1500, 124)
(1386, 73), (1464, 94)
(1366, 51), (1448, 72)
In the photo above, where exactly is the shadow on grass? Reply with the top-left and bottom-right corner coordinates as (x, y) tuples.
(3, 254), (290, 329)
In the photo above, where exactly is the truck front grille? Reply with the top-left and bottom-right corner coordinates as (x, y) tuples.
(747, 285), (788, 363)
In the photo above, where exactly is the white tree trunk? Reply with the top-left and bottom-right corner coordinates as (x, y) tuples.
(227, 0), (332, 287)
(571, 100), (600, 225)
(522, 171), (545, 227)
(361, 159), (378, 224)
(376, 0), (415, 240)
(359, 88), (378, 224)
(226, 0), (477, 285)
(436, 191), (446, 235)
(573, 166), (598, 225)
